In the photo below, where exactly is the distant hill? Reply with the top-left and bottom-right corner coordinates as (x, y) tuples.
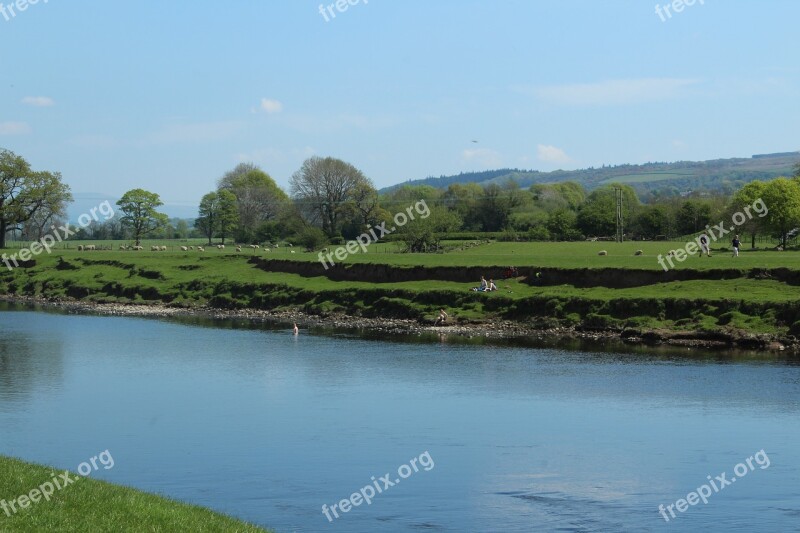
(381, 152), (800, 195)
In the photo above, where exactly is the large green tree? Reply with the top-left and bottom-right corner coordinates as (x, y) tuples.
(730, 180), (766, 249)
(675, 200), (713, 236)
(196, 190), (239, 245)
(0, 150), (72, 248)
(397, 206), (461, 253)
(116, 189), (169, 246)
(761, 177), (800, 248)
(577, 184), (639, 238)
(218, 166), (287, 236)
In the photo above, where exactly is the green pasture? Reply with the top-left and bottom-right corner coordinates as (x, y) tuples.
(2, 239), (798, 271)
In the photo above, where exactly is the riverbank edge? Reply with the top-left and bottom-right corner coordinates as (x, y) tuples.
(2, 294), (795, 353)
(0, 455), (271, 532)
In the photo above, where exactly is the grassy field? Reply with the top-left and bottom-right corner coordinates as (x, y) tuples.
(0, 456), (269, 532)
(4, 239), (791, 270)
(2, 240), (800, 337)
(283, 240), (795, 270)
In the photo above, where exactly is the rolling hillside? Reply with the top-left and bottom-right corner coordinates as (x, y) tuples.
(383, 151), (800, 194)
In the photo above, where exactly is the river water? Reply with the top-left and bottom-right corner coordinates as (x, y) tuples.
(1, 303), (798, 532)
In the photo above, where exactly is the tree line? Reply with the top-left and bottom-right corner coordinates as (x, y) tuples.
(3, 148), (800, 251)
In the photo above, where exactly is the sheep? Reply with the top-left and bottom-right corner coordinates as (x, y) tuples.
(181, 246), (188, 251)
(160, 246), (167, 251)
(77, 245), (84, 251)
(85, 245), (96, 251)
(290, 250), (296, 254)
(598, 250), (608, 256)
(197, 246), (205, 252)
(217, 244), (225, 250)
(134, 246), (143, 251)
(236, 246), (242, 252)
(634, 250), (643, 256)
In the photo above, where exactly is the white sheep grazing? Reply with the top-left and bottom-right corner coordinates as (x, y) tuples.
(181, 246), (188, 251)
(86, 245), (96, 251)
(161, 246), (167, 251)
(598, 250), (608, 256)
(291, 250), (296, 254)
(197, 246), (205, 252)
(135, 246), (143, 251)
(264, 248), (270, 253)
(634, 250), (643, 256)
(77, 245), (84, 251)
(151, 245), (158, 251)
(217, 244), (225, 250)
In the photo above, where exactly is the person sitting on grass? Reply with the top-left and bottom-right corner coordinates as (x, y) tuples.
(472, 276), (488, 292)
(434, 308), (448, 326)
(487, 279), (498, 292)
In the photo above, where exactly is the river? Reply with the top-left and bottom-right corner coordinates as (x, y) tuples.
(1, 303), (798, 532)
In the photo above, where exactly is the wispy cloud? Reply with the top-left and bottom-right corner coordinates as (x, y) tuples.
(523, 78), (700, 106)
(462, 147), (503, 168)
(0, 122), (32, 135)
(536, 144), (572, 165)
(257, 98), (283, 114)
(147, 121), (243, 144)
(21, 96), (55, 107)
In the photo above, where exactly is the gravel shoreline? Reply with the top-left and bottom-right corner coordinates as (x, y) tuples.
(1, 295), (795, 353)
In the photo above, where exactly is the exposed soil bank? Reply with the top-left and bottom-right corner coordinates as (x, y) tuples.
(250, 258), (800, 289)
(2, 294), (795, 354)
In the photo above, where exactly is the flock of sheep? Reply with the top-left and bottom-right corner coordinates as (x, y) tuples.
(598, 249), (644, 256)
(76, 243), (296, 254)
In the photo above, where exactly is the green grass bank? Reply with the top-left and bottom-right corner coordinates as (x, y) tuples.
(0, 456), (269, 532)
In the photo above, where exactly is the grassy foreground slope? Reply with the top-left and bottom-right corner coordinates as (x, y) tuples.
(0, 456), (269, 532)
(2, 241), (800, 340)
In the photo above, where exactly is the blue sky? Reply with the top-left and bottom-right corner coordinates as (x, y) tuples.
(1, 0), (798, 215)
